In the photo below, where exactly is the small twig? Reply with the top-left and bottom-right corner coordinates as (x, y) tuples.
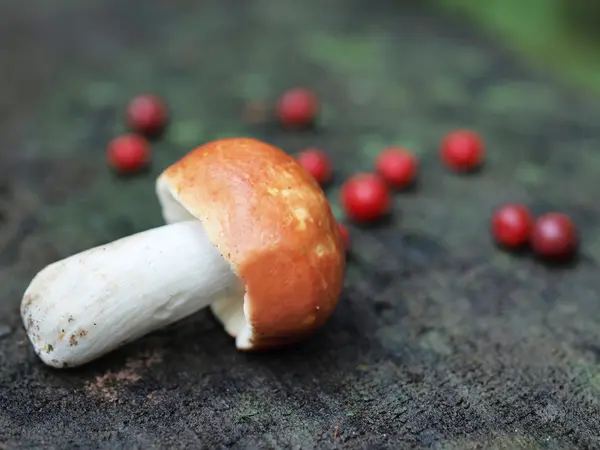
(333, 425), (340, 441)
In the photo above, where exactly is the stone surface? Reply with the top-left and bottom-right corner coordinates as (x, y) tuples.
(1, 1), (600, 449)
(0, 325), (11, 339)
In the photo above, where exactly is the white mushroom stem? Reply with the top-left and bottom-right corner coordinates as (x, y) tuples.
(20, 220), (244, 368)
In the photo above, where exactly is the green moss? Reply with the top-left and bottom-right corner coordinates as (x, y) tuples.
(300, 32), (383, 74)
(514, 162), (545, 186)
(434, 0), (600, 95)
(169, 121), (206, 148)
(480, 82), (559, 113)
(430, 77), (468, 105)
(360, 135), (386, 157)
(233, 73), (272, 100)
(85, 81), (120, 109)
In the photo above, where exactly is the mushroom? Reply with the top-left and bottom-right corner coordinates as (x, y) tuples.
(21, 138), (346, 368)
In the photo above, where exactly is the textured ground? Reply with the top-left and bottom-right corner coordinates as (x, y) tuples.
(1, 0), (600, 448)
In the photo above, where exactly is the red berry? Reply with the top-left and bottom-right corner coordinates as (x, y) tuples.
(107, 134), (151, 174)
(297, 148), (332, 185)
(440, 129), (484, 172)
(531, 213), (578, 260)
(375, 147), (418, 189)
(491, 203), (533, 248)
(126, 94), (168, 136)
(276, 87), (318, 128)
(338, 223), (350, 251)
(340, 173), (391, 223)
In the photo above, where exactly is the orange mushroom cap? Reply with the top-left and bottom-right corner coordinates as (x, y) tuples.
(156, 137), (345, 349)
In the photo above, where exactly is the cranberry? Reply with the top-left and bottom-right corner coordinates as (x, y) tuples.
(276, 88), (318, 128)
(126, 94), (168, 136)
(296, 148), (332, 185)
(340, 173), (391, 223)
(491, 204), (533, 248)
(440, 129), (485, 172)
(338, 223), (350, 251)
(531, 213), (578, 260)
(375, 147), (418, 189)
(107, 134), (151, 174)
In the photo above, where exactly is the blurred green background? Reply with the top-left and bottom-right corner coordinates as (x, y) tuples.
(435, 0), (600, 95)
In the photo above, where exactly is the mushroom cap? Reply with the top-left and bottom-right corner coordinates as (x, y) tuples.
(156, 137), (345, 350)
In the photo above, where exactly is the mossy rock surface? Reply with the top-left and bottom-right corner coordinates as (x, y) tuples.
(1, 1), (600, 448)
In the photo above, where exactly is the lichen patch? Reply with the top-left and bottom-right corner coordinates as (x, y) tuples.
(84, 351), (163, 403)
